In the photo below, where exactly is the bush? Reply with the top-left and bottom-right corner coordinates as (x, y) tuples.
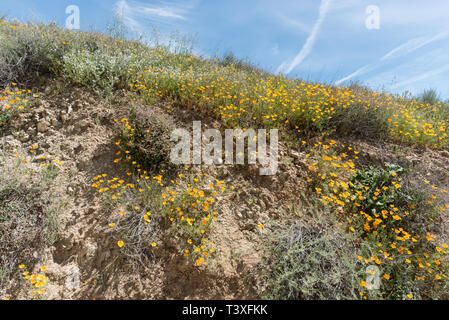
(93, 155), (225, 268)
(119, 107), (176, 173)
(348, 164), (449, 299)
(419, 89), (440, 106)
(99, 174), (164, 267)
(61, 50), (130, 94)
(0, 22), (65, 86)
(219, 51), (262, 74)
(260, 204), (360, 300)
(0, 85), (36, 135)
(0, 158), (60, 288)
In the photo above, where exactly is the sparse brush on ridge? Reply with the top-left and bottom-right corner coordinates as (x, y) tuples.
(419, 89), (441, 106)
(2, 18), (449, 147)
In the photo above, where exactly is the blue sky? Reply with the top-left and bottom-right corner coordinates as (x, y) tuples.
(3, 0), (449, 99)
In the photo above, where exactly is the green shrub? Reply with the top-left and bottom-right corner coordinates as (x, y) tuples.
(119, 107), (176, 173)
(219, 51), (262, 74)
(419, 89), (440, 106)
(61, 50), (130, 94)
(349, 164), (449, 299)
(330, 97), (391, 138)
(0, 22), (66, 86)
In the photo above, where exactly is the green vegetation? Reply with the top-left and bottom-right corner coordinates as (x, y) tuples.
(118, 106), (176, 173)
(1, 16), (449, 300)
(419, 89), (441, 106)
(348, 165), (449, 299)
(260, 201), (360, 300)
(0, 155), (60, 287)
(2, 18), (449, 147)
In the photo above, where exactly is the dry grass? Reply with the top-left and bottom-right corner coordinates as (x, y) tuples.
(0, 154), (61, 290)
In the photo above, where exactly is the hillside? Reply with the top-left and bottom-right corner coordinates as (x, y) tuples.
(1, 18), (449, 300)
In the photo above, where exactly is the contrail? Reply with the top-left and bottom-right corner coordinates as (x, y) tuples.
(391, 63), (449, 89)
(335, 65), (374, 86)
(277, 0), (333, 74)
(335, 30), (449, 85)
(381, 31), (449, 61)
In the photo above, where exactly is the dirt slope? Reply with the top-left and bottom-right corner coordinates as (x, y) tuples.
(2, 82), (449, 300)
(0, 83), (307, 299)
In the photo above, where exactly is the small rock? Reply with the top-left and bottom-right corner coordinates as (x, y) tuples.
(17, 132), (30, 142)
(40, 141), (50, 149)
(26, 127), (36, 137)
(37, 121), (50, 133)
(2, 136), (20, 150)
(74, 120), (89, 131)
(440, 150), (449, 158)
(64, 265), (81, 291)
(51, 117), (59, 127)
(290, 150), (300, 158)
(60, 111), (69, 124)
(44, 86), (52, 95)
(258, 198), (266, 211)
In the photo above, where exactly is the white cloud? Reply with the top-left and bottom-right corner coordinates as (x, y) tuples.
(115, 0), (194, 32)
(276, 0), (333, 74)
(141, 7), (186, 20)
(115, 0), (142, 31)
